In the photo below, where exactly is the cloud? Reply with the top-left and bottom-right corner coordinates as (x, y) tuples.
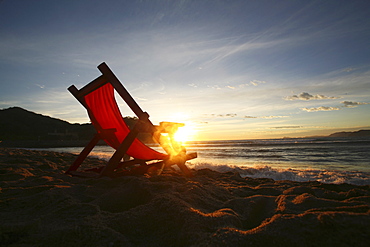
(207, 82), (256, 90)
(207, 85), (222, 90)
(285, 92), (340, 101)
(341, 67), (357, 73)
(35, 84), (45, 89)
(204, 113), (237, 118)
(301, 106), (340, 112)
(341, 101), (370, 108)
(260, 115), (289, 119)
(270, 126), (302, 129)
(223, 113), (237, 117)
(250, 80), (266, 86)
(244, 115), (288, 119)
(200, 38), (288, 68)
(134, 97), (148, 101)
(225, 81), (266, 89)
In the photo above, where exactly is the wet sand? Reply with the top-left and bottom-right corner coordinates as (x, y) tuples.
(1, 148), (369, 246)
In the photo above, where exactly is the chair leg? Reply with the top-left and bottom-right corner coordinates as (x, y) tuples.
(66, 134), (101, 173)
(100, 129), (139, 177)
(177, 162), (193, 177)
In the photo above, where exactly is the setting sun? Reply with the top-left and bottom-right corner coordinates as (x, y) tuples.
(173, 124), (196, 143)
(165, 112), (197, 143)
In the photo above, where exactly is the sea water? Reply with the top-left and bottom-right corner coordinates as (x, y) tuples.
(39, 137), (370, 185)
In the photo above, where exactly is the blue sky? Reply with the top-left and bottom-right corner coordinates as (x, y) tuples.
(1, 0), (369, 140)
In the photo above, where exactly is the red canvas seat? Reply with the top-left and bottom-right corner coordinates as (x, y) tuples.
(65, 62), (196, 177)
(84, 83), (167, 160)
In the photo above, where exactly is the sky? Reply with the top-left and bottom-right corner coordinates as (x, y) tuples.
(1, 0), (370, 141)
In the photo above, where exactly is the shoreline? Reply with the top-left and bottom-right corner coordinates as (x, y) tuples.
(3, 145), (370, 186)
(1, 147), (369, 246)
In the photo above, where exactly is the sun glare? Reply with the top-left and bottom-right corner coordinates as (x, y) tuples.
(174, 124), (195, 143)
(166, 112), (197, 143)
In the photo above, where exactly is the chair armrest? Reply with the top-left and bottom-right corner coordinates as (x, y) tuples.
(157, 121), (185, 134)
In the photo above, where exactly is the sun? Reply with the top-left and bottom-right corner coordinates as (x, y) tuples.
(173, 124), (195, 143)
(164, 112), (197, 143)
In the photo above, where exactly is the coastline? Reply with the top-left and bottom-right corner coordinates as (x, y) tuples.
(1, 147), (369, 246)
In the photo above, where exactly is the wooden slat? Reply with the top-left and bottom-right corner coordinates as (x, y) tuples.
(65, 133), (101, 173)
(100, 127), (139, 177)
(97, 62), (151, 122)
(76, 75), (108, 97)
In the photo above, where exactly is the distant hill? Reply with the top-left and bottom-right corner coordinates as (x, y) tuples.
(0, 107), (95, 142)
(328, 130), (370, 138)
(0, 107), (145, 147)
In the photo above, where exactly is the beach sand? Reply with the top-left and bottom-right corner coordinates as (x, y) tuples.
(1, 148), (369, 247)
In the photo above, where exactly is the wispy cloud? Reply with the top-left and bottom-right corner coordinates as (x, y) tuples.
(244, 115), (288, 119)
(250, 80), (266, 86)
(285, 92), (340, 101)
(206, 80), (266, 91)
(200, 38), (288, 68)
(35, 84), (45, 89)
(203, 113), (237, 118)
(341, 67), (357, 73)
(270, 126), (302, 129)
(301, 106), (340, 112)
(260, 115), (288, 119)
(341, 101), (370, 108)
(134, 97), (148, 102)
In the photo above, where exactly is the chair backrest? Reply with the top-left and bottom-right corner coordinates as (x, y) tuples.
(73, 72), (168, 161)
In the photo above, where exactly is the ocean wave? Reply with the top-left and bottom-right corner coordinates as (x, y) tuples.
(187, 162), (370, 186)
(84, 152), (370, 186)
(35, 146), (370, 185)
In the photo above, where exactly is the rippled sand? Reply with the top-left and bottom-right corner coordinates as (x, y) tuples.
(1, 148), (369, 246)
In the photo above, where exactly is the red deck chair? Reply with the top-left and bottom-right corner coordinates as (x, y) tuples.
(65, 62), (196, 177)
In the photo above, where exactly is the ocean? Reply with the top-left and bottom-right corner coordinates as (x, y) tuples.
(38, 137), (370, 185)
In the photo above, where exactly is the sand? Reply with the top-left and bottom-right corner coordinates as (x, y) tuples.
(1, 147), (369, 247)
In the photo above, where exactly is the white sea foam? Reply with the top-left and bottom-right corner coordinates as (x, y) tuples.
(34, 137), (370, 186)
(187, 162), (370, 186)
